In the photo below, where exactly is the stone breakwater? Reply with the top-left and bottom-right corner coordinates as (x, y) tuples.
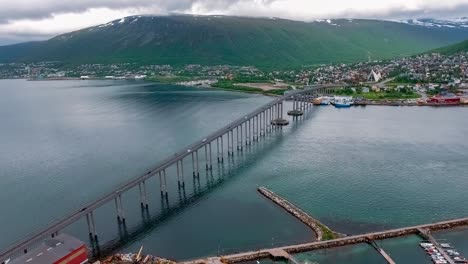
(216, 218), (468, 264)
(257, 187), (341, 241)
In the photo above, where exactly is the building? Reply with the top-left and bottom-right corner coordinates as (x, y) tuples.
(7, 234), (88, 264)
(368, 70), (382, 82)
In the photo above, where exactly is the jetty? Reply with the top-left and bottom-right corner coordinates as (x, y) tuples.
(257, 187), (341, 241)
(182, 217), (468, 264)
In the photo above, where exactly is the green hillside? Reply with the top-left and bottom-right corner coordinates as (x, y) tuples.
(432, 39), (468, 54)
(1, 15), (468, 68)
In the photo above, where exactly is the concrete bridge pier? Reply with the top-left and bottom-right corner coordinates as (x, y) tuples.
(230, 130), (234, 155)
(114, 197), (121, 221)
(288, 97), (304, 117)
(195, 150), (200, 177)
(261, 111), (266, 136)
(85, 212), (97, 239)
(176, 160), (185, 189)
(226, 131), (231, 156)
(191, 152), (196, 177)
(252, 115), (258, 142)
(216, 137), (220, 163)
(181, 159), (185, 187)
(268, 107), (272, 133)
(138, 181), (148, 208)
(159, 171), (168, 197)
(204, 145), (209, 171)
(236, 126), (240, 151)
(272, 102), (289, 126)
(244, 121), (248, 146)
(208, 142), (213, 169)
(239, 124), (243, 151)
(220, 136), (224, 163)
(247, 119), (252, 145)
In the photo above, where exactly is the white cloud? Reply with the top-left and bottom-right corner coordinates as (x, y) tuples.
(0, 0), (468, 44)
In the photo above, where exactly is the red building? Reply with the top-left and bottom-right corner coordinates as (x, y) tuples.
(8, 234), (87, 264)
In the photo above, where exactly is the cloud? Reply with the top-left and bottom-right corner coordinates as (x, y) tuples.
(1, 0), (468, 45)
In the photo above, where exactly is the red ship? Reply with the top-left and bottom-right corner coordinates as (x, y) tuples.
(426, 95), (461, 106)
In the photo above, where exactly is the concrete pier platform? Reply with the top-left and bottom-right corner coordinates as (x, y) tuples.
(270, 119), (289, 126)
(287, 110), (304, 116)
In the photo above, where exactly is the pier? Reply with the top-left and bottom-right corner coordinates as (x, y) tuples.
(0, 84), (343, 264)
(418, 228), (456, 264)
(257, 187), (341, 241)
(368, 240), (397, 264)
(182, 217), (468, 264)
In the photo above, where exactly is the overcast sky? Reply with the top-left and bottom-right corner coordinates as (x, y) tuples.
(1, 0), (468, 45)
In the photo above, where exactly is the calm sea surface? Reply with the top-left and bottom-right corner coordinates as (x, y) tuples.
(1, 79), (467, 262)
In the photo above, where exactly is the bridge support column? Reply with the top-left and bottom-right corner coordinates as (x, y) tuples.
(230, 130), (234, 155)
(139, 181), (148, 208)
(204, 145), (209, 170)
(257, 114), (260, 139)
(181, 159), (185, 188)
(239, 124), (243, 151)
(159, 171), (166, 197)
(163, 170), (168, 196)
(268, 107), (272, 133)
(236, 126), (240, 151)
(208, 142), (213, 169)
(260, 111), (265, 137)
(249, 119), (252, 144)
(216, 137), (220, 163)
(220, 135), (224, 163)
(118, 195), (125, 223)
(195, 149), (200, 174)
(227, 131), (231, 157)
(191, 152), (196, 177)
(252, 116), (257, 142)
(177, 160), (185, 188)
(86, 212), (97, 239)
(247, 119), (251, 145)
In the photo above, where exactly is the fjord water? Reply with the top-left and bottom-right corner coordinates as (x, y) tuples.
(1, 80), (468, 262)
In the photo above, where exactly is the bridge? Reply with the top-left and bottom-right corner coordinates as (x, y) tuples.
(0, 83), (344, 264)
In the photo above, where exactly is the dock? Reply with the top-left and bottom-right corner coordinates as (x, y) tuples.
(419, 228), (456, 264)
(257, 187), (341, 241)
(181, 217), (468, 264)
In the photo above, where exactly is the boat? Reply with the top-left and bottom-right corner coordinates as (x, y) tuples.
(334, 96), (353, 108)
(312, 97), (330, 105)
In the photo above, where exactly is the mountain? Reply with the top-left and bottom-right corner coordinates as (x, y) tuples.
(432, 39), (468, 54)
(399, 18), (468, 29)
(2, 15), (468, 68)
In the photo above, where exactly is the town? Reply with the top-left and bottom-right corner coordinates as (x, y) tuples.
(1, 52), (468, 104)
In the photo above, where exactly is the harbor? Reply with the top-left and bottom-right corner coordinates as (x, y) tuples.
(312, 95), (468, 107)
